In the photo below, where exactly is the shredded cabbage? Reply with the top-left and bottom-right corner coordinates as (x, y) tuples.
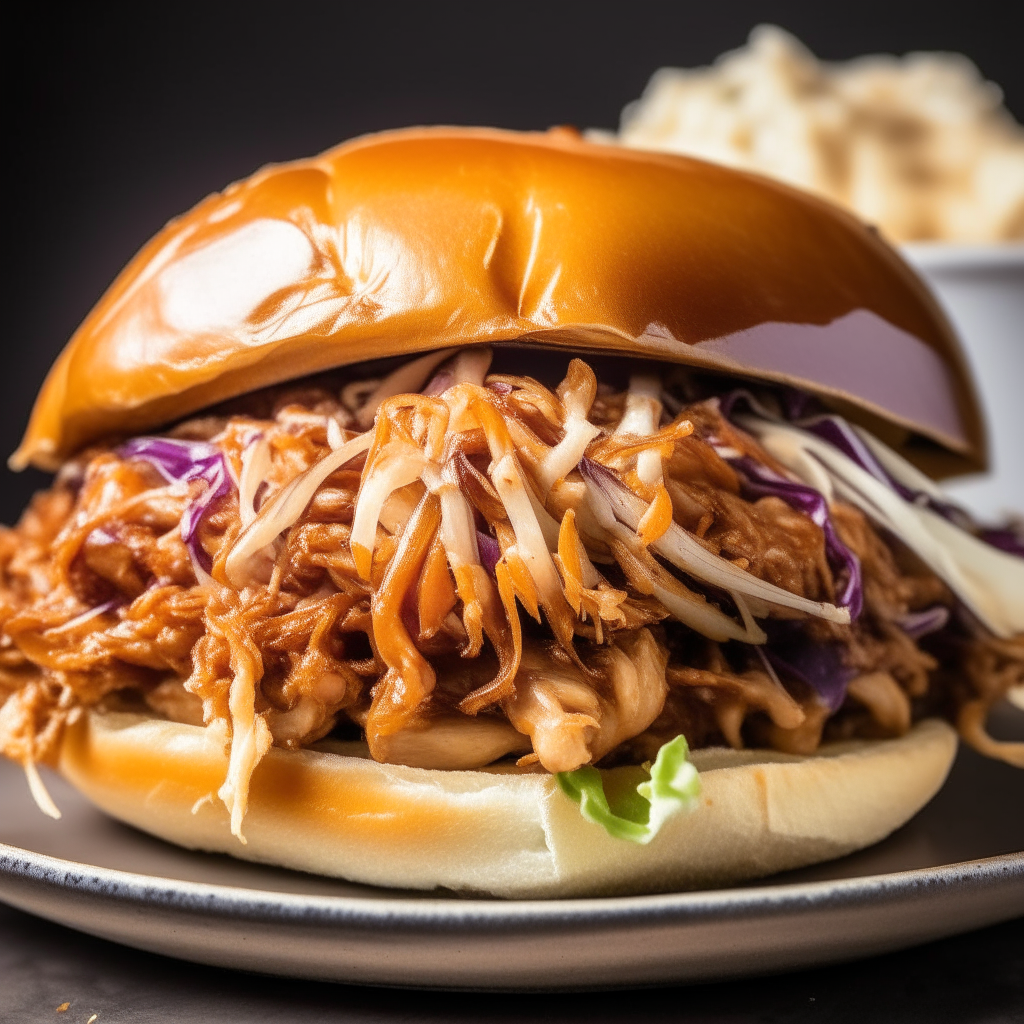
(354, 349), (455, 428)
(476, 530), (501, 575)
(615, 373), (664, 487)
(43, 599), (120, 635)
(898, 606), (951, 639)
(738, 416), (1024, 638)
(556, 735), (700, 843)
(237, 435), (271, 528)
(350, 441), (429, 579)
(24, 759), (61, 820)
(726, 455), (863, 618)
(118, 436), (231, 583)
(724, 389), (1024, 559)
(764, 628), (856, 712)
(580, 459), (851, 626)
(225, 431), (371, 587)
(580, 465), (766, 642)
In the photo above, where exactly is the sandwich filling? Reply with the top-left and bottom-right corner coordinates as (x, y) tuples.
(1, 348), (1022, 836)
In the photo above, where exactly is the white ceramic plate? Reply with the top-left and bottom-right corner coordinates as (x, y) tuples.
(901, 243), (1024, 522)
(1, 704), (1023, 990)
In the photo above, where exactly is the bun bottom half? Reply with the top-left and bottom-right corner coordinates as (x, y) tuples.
(58, 711), (958, 898)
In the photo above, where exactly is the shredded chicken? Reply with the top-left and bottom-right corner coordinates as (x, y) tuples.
(504, 627), (668, 772)
(1, 349), (1020, 832)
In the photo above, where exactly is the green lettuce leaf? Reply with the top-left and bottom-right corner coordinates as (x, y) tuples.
(555, 735), (701, 844)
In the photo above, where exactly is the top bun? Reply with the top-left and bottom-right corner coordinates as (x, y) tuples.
(14, 126), (982, 475)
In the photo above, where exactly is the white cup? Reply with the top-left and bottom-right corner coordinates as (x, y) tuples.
(900, 244), (1024, 522)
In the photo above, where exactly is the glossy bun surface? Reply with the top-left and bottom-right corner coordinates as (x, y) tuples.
(15, 127), (982, 473)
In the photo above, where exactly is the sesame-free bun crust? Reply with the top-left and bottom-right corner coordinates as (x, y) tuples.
(17, 127), (982, 476)
(59, 710), (957, 898)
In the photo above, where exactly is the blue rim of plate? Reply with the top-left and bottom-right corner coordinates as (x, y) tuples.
(2, 842), (1022, 927)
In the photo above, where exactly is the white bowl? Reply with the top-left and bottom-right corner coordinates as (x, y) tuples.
(900, 243), (1024, 522)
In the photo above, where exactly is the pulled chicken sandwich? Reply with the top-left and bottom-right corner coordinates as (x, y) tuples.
(1, 127), (1022, 897)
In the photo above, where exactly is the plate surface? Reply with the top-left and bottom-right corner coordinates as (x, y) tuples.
(1, 704), (1023, 991)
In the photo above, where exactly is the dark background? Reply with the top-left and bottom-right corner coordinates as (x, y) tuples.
(6, 0), (1024, 524)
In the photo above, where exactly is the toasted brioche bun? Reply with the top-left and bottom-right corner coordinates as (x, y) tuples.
(16, 126), (981, 477)
(58, 710), (957, 898)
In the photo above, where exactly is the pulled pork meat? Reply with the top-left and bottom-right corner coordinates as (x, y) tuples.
(1, 348), (1021, 834)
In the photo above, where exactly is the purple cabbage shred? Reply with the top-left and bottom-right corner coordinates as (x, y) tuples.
(422, 370), (454, 397)
(896, 606), (951, 640)
(978, 527), (1024, 559)
(800, 415), (1024, 555)
(476, 530), (502, 577)
(118, 437), (231, 571)
(777, 387), (822, 422)
(728, 456), (863, 620)
(723, 389), (1023, 561)
(763, 627), (856, 713)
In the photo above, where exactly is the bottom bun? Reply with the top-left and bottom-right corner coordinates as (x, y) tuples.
(58, 710), (957, 898)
